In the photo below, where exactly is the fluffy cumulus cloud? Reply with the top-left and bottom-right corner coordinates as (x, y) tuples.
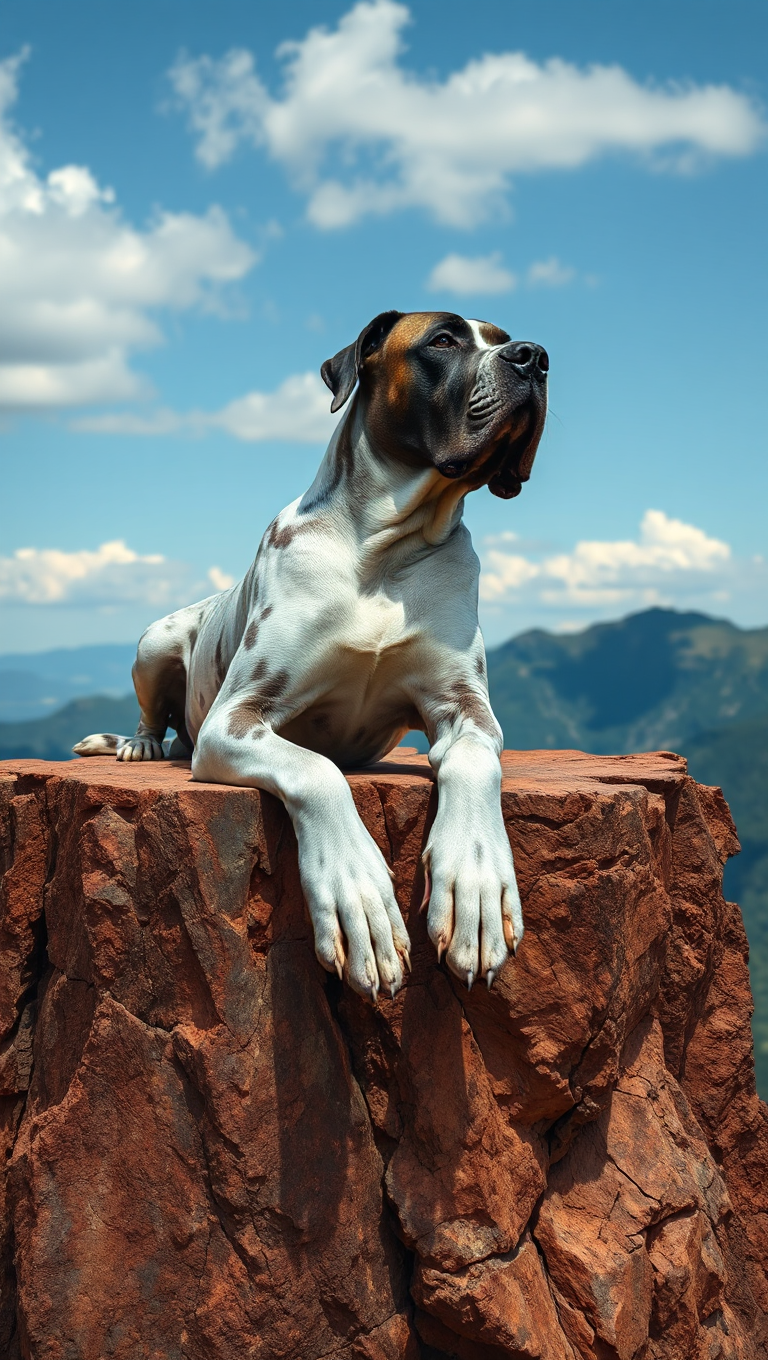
(0, 540), (233, 608)
(480, 510), (767, 620)
(169, 0), (766, 228)
(0, 50), (256, 409)
(73, 371), (339, 442)
(427, 253), (517, 295)
(427, 252), (580, 295)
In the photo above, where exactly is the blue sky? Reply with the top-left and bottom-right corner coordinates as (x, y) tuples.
(1, 0), (766, 652)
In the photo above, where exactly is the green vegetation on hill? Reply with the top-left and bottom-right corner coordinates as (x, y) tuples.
(0, 694), (139, 762)
(486, 608), (768, 754)
(685, 715), (768, 1096)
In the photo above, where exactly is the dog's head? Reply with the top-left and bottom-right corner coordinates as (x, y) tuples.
(321, 310), (548, 499)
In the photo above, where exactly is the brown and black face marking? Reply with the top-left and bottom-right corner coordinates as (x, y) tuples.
(321, 310), (548, 500)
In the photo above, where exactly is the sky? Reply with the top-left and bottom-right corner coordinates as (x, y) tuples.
(1, 0), (766, 653)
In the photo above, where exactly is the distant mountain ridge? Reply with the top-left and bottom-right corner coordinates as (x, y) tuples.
(0, 644), (136, 722)
(487, 607), (768, 754)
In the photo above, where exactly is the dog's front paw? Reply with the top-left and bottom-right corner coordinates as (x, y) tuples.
(299, 821), (411, 1002)
(424, 819), (523, 989)
(116, 735), (165, 762)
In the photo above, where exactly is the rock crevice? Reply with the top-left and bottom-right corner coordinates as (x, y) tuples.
(0, 750), (765, 1359)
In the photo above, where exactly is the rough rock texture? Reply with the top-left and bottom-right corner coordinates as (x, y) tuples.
(0, 750), (765, 1360)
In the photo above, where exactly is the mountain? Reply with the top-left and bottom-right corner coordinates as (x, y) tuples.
(0, 644), (136, 722)
(0, 694), (139, 762)
(0, 609), (766, 1093)
(486, 608), (768, 754)
(684, 714), (768, 1096)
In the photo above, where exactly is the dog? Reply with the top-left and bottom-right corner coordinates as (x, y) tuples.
(75, 311), (548, 1001)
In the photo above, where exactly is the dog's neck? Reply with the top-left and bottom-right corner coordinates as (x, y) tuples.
(300, 401), (469, 552)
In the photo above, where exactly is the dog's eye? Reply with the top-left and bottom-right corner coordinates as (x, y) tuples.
(430, 334), (458, 348)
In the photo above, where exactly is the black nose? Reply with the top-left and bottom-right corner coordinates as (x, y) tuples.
(499, 342), (549, 377)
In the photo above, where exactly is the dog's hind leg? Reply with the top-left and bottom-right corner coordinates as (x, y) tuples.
(74, 616), (190, 761)
(117, 623), (190, 762)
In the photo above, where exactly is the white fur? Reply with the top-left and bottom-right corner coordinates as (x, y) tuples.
(75, 324), (524, 999)
(466, 318), (495, 349)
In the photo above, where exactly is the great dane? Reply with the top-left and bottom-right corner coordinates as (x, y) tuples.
(75, 311), (548, 1001)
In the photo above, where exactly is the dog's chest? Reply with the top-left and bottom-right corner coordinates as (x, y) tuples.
(278, 589), (421, 761)
(343, 590), (411, 655)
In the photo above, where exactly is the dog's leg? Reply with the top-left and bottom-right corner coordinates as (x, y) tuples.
(418, 690), (522, 989)
(74, 615), (191, 761)
(192, 711), (410, 1001)
(115, 626), (189, 761)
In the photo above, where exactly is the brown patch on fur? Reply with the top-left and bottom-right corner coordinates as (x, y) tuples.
(475, 654), (486, 677)
(260, 604), (273, 622)
(227, 696), (268, 740)
(252, 658), (268, 683)
(243, 620), (259, 650)
(226, 668), (290, 739)
(198, 692), (206, 711)
(188, 627), (198, 651)
(214, 637), (226, 685)
(260, 669), (289, 705)
(267, 518), (315, 551)
(477, 321), (510, 347)
(380, 313), (438, 412)
(436, 681), (498, 741)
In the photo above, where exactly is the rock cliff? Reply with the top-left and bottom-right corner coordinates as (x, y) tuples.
(0, 750), (765, 1359)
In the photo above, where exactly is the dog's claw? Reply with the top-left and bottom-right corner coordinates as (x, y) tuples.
(437, 941), (444, 964)
(420, 866), (432, 914)
(466, 970), (474, 992)
(503, 919), (518, 953)
(486, 969), (496, 990)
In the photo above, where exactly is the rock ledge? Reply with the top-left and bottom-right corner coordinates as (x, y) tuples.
(0, 751), (766, 1359)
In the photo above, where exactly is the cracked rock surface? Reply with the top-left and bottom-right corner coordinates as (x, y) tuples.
(0, 749), (766, 1359)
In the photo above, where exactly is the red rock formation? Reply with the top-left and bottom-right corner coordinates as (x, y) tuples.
(0, 750), (765, 1359)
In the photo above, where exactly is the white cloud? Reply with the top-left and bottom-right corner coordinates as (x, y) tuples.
(479, 510), (752, 616)
(0, 540), (233, 607)
(0, 50), (256, 409)
(526, 257), (575, 287)
(208, 566), (235, 592)
(210, 372), (338, 441)
(426, 251), (581, 294)
(169, 1), (766, 229)
(73, 371), (338, 443)
(427, 252), (517, 295)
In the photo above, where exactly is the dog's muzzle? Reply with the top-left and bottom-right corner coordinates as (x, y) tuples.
(441, 341), (549, 492)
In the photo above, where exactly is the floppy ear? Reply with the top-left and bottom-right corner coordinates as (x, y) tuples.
(321, 310), (403, 413)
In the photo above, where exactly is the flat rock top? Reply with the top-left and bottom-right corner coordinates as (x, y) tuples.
(0, 747), (688, 797)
